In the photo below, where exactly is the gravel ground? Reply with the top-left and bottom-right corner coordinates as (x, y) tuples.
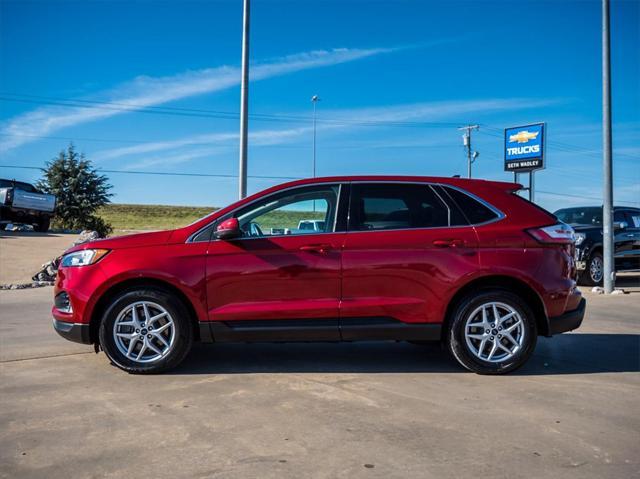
(0, 231), (79, 284)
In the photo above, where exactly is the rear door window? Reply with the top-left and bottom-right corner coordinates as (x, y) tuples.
(349, 183), (449, 231)
(440, 185), (500, 225)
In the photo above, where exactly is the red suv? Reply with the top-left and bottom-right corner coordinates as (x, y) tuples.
(52, 176), (585, 374)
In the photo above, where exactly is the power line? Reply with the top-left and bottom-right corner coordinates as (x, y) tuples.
(0, 93), (461, 128)
(0, 132), (148, 145)
(479, 126), (638, 161)
(0, 164), (300, 180)
(1, 91), (638, 163)
(3, 163), (637, 205)
(537, 189), (639, 205)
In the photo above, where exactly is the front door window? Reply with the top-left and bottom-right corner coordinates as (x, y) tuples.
(233, 185), (340, 238)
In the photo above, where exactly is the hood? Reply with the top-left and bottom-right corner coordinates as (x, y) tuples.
(65, 230), (174, 254)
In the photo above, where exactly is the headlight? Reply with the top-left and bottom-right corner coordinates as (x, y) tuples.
(574, 233), (586, 246)
(61, 249), (110, 267)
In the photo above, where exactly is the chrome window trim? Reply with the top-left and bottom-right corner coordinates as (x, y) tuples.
(346, 180), (506, 232)
(436, 183), (506, 226)
(187, 182), (345, 243)
(188, 179), (506, 241)
(428, 184), (452, 226)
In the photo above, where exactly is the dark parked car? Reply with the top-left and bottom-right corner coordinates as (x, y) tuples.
(554, 206), (640, 285)
(52, 176), (584, 375)
(0, 179), (56, 232)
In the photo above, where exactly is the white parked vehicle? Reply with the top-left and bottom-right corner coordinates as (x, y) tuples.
(0, 179), (56, 232)
(297, 219), (325, 233)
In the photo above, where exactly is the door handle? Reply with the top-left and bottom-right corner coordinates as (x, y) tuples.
(300, 243), (333, 253)
(433, 239), (464, 248)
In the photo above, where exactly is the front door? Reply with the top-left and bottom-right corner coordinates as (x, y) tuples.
(205, 184), (345, 336)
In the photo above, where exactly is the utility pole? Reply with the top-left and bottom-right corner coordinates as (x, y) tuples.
(238, 0), (250, 199)
(458, 125), (479, 178)
(602, 0), (615, 293)
(311, 95), (320, 178)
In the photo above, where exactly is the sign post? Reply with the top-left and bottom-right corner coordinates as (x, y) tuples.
(504, 123), (546, 201)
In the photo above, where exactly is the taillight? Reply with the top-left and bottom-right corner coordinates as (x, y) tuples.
(527, 223), (575, 244)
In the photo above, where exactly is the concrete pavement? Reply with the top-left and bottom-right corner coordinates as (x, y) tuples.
(0, 285), (638, 479)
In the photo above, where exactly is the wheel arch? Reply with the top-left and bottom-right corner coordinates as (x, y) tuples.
(588, 244), (603, 257)
(89, 277), (201, 344)
(442, 275), (549, 338)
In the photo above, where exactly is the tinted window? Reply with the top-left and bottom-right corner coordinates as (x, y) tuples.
(350, 184), (449, 231)
(191, 224), (214, 242)
(555, 207), (602, 226)
(613, 210), (627, 223)
(441, 186), (499, 225)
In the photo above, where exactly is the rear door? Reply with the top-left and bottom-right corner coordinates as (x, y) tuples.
(340, 182), (480, 331)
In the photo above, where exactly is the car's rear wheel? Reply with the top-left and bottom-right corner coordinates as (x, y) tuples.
(579, 251), (603, 286)
(447, 290), (537, 374)
(99, 288), (193, 374)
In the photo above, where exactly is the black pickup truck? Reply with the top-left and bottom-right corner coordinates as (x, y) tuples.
(0, 179), (56, 232)
(554, 206), (640, 285)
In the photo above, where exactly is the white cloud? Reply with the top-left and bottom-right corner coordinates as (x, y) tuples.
(0, 47), (395, 152)
(95, 97), (562, 166)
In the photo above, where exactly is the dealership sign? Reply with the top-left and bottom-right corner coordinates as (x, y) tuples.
(504, 123), (545, 172)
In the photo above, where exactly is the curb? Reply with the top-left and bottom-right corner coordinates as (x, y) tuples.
(0, 281), (54, 290)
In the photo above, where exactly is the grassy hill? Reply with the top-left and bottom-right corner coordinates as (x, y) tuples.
(97, 203), (325, 232)
(97, 204), (217, 231)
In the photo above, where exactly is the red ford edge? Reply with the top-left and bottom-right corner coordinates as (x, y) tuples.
(52, 176), (585, 374)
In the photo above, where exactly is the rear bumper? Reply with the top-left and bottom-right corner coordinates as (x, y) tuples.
(53, 318), (92, 344)
(547, 297), (586, 335)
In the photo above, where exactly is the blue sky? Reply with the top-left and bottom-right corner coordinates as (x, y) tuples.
(1, 0), (638, 211)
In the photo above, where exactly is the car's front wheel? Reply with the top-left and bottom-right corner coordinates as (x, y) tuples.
(98, 288), (193, 374)
(447, 290), (537, 374)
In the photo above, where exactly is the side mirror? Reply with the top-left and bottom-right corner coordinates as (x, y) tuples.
(614, 221), (628, 230)
(214, 218), (241, 240)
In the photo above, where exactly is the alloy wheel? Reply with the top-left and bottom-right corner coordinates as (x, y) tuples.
(112, 301), (176, 363)
(590, 256), (604, 283)
(464, 302), (525, 363)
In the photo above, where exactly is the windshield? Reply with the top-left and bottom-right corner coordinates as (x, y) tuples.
(0, 179), (38, 192)
(554, 207), (602, 226)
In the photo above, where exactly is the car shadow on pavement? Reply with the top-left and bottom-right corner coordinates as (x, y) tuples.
(170, 333), (639, 376)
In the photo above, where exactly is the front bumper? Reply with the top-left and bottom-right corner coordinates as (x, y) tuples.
(53, 318), (92, 344)
(548, 297), (586, 335)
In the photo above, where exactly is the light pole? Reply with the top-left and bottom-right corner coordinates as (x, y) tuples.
(238, 0), (250, 199)
(311, 95), (320, 178)
(602, 0), (615, 293)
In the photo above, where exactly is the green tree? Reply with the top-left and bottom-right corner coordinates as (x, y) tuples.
(37, 144), (113, 236)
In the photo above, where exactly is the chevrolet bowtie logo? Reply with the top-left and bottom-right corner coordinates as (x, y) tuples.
(509, 130), (539, 144)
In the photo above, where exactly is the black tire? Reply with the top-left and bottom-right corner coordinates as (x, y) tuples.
(447, 289), (537, 375)
(33, 217), (50, 232)
(98, 288), (193, 374)
(578, 251), (603, 286)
